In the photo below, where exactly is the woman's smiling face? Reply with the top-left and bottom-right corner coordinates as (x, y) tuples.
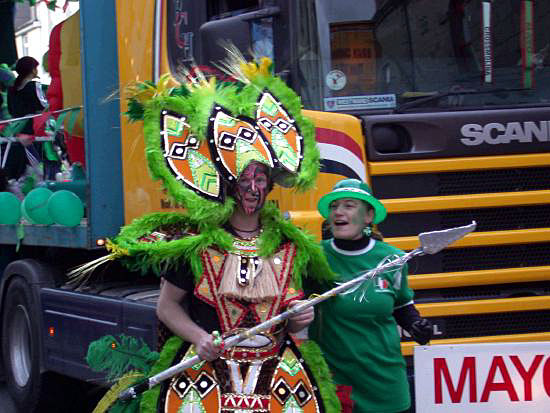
(328, 198), (374, 240)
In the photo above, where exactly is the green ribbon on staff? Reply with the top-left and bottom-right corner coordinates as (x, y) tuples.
(66, 107), (80, 135)
(0, 119), (27, 138)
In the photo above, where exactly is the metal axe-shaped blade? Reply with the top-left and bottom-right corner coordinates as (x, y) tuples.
(418, 221), (476, 255)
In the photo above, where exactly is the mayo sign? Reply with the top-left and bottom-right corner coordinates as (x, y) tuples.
(414, 342), (550, 412)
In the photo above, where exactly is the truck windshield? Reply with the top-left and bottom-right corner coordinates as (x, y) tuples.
(294, 0), (550, 112)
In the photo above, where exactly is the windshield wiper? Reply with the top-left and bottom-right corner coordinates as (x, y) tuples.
(395, 87), (529, 113)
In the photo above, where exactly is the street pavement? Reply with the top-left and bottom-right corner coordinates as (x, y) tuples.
(0, 378), (103, 412)
(0, 383), (17, 413)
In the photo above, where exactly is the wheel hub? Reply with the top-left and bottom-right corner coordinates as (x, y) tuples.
(9, 304), (32, 387)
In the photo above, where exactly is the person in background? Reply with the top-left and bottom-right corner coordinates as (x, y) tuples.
(8, 56), (48, 123)
(308, 178), (433, 413)
(0, 63), (15, 188)
(0, 63), (15, 120)
(4, 56), (47, 181)
(0, 81), (6, 121)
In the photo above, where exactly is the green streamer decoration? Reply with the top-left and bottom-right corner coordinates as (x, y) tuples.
(0, 119), (27, 138)
(66, 108), (80, 134)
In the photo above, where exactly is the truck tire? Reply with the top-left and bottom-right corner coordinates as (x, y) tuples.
(1, 276), (44, 411)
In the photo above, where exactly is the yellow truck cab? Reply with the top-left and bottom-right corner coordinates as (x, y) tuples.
(0, 1), (549, 411)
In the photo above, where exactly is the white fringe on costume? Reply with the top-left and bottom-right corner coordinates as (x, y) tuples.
(218, 254), (280, 302)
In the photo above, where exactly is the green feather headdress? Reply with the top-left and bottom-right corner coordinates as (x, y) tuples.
(69, 50), (329, 283)
(126, 51), (320, 220)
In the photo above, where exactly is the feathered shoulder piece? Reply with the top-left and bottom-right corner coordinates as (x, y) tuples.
(69, 47), (329, 285)
(69, 203), (334, 288)
(68, 211), (230, 282)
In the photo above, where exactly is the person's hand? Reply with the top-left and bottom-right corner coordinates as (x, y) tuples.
(287, 300), (314, 333)
(17, 134), (34, 147)
(410, 318), (433, 345)
(194, 331), (224, 361)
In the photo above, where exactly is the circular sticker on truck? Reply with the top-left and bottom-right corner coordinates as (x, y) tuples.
(326, 70), (346, 90)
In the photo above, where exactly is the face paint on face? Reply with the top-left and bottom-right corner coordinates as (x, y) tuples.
(328, 198), (374, 240)
(235, 163), (270, 215)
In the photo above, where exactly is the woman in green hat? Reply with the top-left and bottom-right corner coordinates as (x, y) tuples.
(308, 178), (433, 413)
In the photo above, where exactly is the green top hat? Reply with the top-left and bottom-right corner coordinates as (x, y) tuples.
(317, 178), (387, 224)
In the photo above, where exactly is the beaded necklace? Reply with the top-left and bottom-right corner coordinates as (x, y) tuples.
(231, 231), (263, 287)
(232, 231), (262, 257)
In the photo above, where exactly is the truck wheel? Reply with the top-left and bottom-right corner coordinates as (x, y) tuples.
(1, 276), (44, 411)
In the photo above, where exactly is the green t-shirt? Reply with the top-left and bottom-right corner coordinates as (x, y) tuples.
(308, 238), (414, 413)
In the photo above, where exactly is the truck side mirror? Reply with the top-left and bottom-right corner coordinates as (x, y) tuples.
(199, 7), (280, 66)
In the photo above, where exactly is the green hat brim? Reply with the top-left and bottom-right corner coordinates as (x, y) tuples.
(317, 188), (387, 224)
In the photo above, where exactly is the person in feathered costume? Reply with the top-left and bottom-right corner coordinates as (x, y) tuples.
(85, 49), (340, 413)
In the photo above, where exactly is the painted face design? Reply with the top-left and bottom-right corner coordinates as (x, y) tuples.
(329, 198), (374, 240)
(235, 163), (270, 215)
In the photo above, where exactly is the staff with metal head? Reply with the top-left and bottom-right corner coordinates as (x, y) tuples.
(118, 220), (476, 402)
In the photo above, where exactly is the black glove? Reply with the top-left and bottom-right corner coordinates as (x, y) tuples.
(410, 318), (433, 345)
(393, 304), (433, 345)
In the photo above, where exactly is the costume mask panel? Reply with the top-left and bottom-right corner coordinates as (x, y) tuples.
(256, 91), (303, 173)
(208, 105), (274, 183)
(161, 110), (223, 202)
(270, 345), (322, 412)
(164, 345), (220, 412)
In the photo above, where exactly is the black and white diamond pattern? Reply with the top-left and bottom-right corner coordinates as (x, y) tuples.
(294, 380), (312, 406)
(194, 372), (216, 397)
(272, 378), (292, 404)
(167, 135), (200, 160)
(218, 126), (257, 150)
(171, 371), (216, 399)
(172, 374), (192, 398)
(257, 118), (274, 132)
(257, 117), (292, 134)
(272, 378), (313, 407)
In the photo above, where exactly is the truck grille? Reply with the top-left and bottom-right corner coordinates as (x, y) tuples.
(414, 281), (550, 302)
(410, 242), (550, 274)
(439, 167), (550, 195)
(401, 310), (550, 342)
(372, 166), (550, 199)
(380, 204), (550, 237)
(433, 310), (550, 339)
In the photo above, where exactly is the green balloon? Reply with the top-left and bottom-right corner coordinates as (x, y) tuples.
(0, 192), (22, 225)
(22, 188), (54, 225)
(47, 190), (84, 227)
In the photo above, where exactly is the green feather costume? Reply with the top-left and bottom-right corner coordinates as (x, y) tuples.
(86, 52), (340, 413)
